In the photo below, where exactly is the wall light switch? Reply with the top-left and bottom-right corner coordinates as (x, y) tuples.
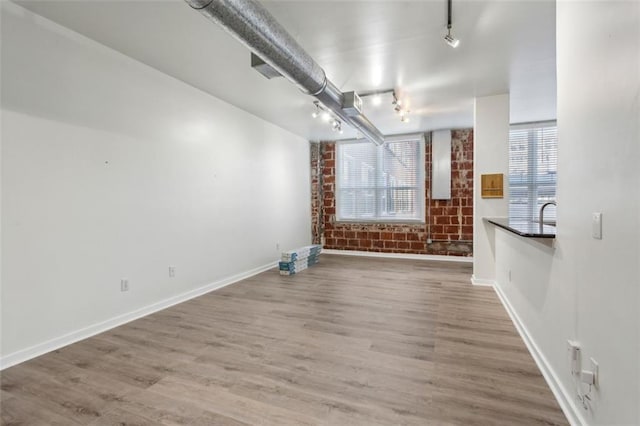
(592, 212), (602, 239)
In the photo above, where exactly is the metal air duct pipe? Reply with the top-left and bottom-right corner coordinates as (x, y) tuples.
(185, 0), (386, 145)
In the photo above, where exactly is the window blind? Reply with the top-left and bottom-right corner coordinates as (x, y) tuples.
(336, 137), (424, 222)
(508, 122), (558, 222)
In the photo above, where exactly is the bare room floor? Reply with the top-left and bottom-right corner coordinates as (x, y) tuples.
(0, 254), (567, 425)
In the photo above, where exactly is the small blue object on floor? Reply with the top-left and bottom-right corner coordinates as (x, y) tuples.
(279, 244), (322, 275)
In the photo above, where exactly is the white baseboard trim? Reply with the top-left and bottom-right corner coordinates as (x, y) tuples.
(322, 249), (473, 263)
(470, 275), (496, 286)
(493, 283), (585, 426)
(0, 260), (278, 370)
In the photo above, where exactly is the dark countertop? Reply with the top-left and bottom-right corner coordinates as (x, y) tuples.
(485, 217), (556, 238)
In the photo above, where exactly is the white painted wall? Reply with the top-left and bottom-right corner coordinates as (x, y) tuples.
(0, 2), (311, 365)
(472, 94), (509, 284)
(493, 1), (639, 424)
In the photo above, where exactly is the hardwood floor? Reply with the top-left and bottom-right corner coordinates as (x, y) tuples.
(1, 255), (568, 425)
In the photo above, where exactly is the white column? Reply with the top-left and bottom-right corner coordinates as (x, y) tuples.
(472, 94), (509, 285)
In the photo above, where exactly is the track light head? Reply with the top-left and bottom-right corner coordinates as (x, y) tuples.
(444, 32), (460, 48)
(444, 0), (460, 48)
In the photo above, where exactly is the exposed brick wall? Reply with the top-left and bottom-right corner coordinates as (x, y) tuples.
(310, 142), (323, 244)
(311, 129), (474, 256)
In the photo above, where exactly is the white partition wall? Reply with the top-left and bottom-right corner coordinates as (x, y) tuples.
(472, 94), (510, 284)
(491, 2), (639, 424)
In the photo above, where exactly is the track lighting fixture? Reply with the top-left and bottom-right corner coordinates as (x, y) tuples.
(331, 119), (343, 133)
(312, 88), (413, 132)
(391, 91), (410, 123)
(444, 0), (460, 48)
(311, 101), (343, 133)
(311, 102), (320, 118)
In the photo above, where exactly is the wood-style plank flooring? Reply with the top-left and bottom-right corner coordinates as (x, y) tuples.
(1, 255), (568, 425)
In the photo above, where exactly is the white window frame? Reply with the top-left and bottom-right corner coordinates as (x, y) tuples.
(335, 133), (425, 223)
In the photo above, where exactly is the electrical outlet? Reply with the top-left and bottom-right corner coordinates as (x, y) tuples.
(120, 279), (129, 292)
(169, 266), (176, 278)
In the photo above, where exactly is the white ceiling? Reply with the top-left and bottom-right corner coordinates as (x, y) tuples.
(14, 0), (557, 141)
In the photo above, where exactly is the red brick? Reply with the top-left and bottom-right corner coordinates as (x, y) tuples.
(397, 241), (410, 249)
(345, 231), (356, 239)
(357, 232), (368, 239)
(384, 240), (397, 249)
(360, 239), (372, 248)
(450, 216), (460, 225)
(462, 207), (473, 216)
(348, 239), (359, 247)
(337, 238), (347, 246)
(445, 225), (459, 234)
(406, 232), (420, 241)
(446, 207), (458, 216)
(393, 233), (407, 241)
(369, 231), (380, 239)
(411, 242), (424, 250)
(436, 216), (449, 225)
(373, 240), (384, 248)
(381, 232), (393, 240)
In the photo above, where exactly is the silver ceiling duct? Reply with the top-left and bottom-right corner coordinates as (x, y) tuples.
(185, 0), (386, 145)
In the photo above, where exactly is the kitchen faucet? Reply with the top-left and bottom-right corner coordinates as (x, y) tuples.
(539, 201), (557, 229)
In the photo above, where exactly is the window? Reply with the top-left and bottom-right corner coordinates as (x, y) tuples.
(336, 136), (425, 222)
(508, 122), (557, 222)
